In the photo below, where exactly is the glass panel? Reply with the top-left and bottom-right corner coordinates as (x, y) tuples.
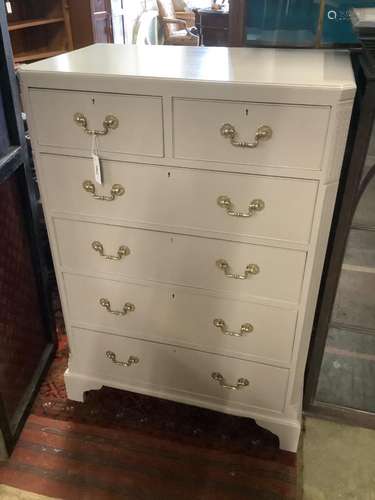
(246, 0), (321, 47)
(244, 0), (375, 47)
(321, 0), (375, 45)
(316, 120), (375, 412)
(317, 327), (375, 412)
(344, 228), (375, 268)
(352, 145), (375, 228)
(332, 256), (375, 331)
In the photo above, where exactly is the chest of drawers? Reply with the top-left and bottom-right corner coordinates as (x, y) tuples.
(20, 44), (356, 452)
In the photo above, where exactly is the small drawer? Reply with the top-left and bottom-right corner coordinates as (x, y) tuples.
(173, 98), (330, 170)
(201, 13), (228, 28)
(29, 89), (164, 157)
(70, 327), (289, 413)
(40, 154), (318, 245)
(55, 219), (306, 303)
(64, 274), (297, 365)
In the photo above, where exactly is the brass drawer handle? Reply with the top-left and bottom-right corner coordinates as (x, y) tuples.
(74, 112), (119, 136)
(213, 318), (253, 337)
(220, 123), (272, 149)
(216, 259), (260, 280)
(211, 372), (249, 391)
(83, 180), (125, 201)
(106, 350), (139, 367)
(100, 298), (135, 316)
(92, 241), (130, 260)
(217, 195), (265, 218)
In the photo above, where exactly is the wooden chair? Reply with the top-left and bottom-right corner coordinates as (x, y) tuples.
(133, 10), (159, 45)
(156, 0), (199, 46)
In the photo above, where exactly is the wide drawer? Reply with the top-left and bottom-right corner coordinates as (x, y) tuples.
(70, 327), (289, 413)
(40, 154), (318, 245)
(29, 89), (164, 157)
(55, 218), (306, 303)
(173, 98), (329, 170)
(64, 274), (297, 365)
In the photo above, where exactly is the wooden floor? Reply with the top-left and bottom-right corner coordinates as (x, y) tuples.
(0, 415), (297, 500)
(0, 312), (298, 499)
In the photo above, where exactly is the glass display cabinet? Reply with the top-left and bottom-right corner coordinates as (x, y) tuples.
(305, 8), (375, 425)
(245, 0), (375, 47)
(0, 1), (55, 459)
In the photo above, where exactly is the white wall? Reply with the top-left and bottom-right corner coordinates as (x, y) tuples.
(112, 0), (158, 44)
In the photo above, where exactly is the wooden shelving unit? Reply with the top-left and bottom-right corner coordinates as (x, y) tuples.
(13, 48), (65, 63)
(5, 0), (73, 64)
(8, 17), (65, 31)
(68, 0), (113, 49)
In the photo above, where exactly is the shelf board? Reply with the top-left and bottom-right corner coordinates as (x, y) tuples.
(8, 17), (65, 31)
(14, 49), (66, 63)
(342, 263), (375, 274)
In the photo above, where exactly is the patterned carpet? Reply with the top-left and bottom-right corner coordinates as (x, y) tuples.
(31, 325), (291, 461)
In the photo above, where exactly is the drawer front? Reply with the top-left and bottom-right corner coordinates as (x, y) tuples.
(41, 155), (318, 245)
(70, 327), (289, 413)
(173, 98), (329, 170)
(64, 274), (297, 365)
(29, 89), (164, 157)
(56, 219), (306, 303)
(201, 12), (229, 28)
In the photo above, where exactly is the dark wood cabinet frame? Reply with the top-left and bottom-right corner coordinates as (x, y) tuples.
(228, 0), (246, 46)
(0, 2), (56, 458)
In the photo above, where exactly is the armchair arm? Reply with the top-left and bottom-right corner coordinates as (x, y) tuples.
(161, 17), (188, 28)
(175, 11), (195, 28)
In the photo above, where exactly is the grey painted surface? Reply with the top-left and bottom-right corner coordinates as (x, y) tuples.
(332, 270), (375, 331)
(345, 229), (375, 268)
(303, 417), (375, 500)
(317, 327), (375, 412)
(353, 163), (375, 228)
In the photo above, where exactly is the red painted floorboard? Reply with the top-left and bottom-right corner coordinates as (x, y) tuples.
(0, 415), (297, 499)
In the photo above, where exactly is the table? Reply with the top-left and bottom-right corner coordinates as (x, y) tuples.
(197, 8), (229, 46)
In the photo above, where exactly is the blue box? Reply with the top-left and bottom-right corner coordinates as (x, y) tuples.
(245, 0), (375, 47)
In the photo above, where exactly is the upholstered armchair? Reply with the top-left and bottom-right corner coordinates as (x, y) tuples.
(156, 0), (199, 46)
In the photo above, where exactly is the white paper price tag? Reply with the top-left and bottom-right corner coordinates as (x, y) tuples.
(6, 2), (12, 14)
(93, 153), (102, 184)
(91, 136), (103, 184)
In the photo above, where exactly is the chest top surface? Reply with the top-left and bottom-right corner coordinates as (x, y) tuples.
(20, 44), (355, 99)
